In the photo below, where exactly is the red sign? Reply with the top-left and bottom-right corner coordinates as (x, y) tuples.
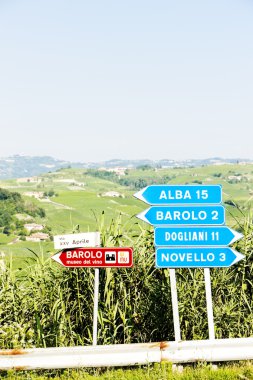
(52, 247), (133, 268)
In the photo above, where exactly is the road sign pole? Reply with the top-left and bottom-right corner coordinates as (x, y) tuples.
(93, 268), (100, 346)
(169, 269), (181, 341)
(204, 268), (215, 340)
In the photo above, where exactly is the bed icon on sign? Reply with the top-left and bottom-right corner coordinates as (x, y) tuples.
(118, 251), (129, 264)
(105, 251), (116, 263)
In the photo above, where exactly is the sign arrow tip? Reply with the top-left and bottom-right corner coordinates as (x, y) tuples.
(51, 252), (63, 266)
(230, 229), (244, 244)
(136, 210), (151, 224)
(133, 187), (148, 203)
(231, 249), (245, 266)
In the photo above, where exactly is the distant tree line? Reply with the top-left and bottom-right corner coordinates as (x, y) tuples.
(0, 188), (46, 235)
(86, 170), (177, 190)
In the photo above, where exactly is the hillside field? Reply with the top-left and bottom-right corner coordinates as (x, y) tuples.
(0, 163), (252, 266)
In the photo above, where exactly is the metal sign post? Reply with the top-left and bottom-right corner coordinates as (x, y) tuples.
(204, 268), (215, 340)
(169, 269), (181, 341)
(93, 268), (100, 346)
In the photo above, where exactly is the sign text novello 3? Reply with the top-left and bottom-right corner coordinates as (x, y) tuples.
(156, 247), (244, 268)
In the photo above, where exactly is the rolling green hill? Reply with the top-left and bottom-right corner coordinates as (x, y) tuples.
(0, 163), (252, 265)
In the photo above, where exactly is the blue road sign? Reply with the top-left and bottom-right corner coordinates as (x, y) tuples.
(136, 205), (225, 226)
(154, 226), (243, 247)
(156, 247), (244, 268)
(134, 185), (222, 205)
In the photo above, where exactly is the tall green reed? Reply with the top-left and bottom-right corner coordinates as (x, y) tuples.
(0, 211), (252, 348)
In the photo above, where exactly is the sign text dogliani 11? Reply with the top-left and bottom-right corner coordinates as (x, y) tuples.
(154, 226), (243, 247)
(136, 205), (225, 226)
(156, 247), (245, 268)
(51, 247), (133, 268)
(134, 185), (222, 205)
(53, 232), (100, 250)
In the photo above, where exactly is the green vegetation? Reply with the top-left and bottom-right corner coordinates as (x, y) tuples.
(0, 211), (252, 350)
(1, 362), (253, 379)
(43, 189), (58, 197)
(0, 188), (45, 237)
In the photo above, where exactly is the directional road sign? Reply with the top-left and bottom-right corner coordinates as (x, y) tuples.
(52, 247), (133, 268)
(156, 247), (244, 268)
(154, 226), (243, 246)
(54, 232), (100, 250)
(134, 185), (222, 205)
(136, 205), (225, 226)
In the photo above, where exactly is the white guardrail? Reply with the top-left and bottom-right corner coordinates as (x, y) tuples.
(0, 338), (252, 370)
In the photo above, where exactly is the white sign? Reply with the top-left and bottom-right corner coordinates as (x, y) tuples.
(53, 232), (100, 250)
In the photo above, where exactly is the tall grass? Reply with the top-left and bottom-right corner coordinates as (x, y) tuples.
(1, 362), (253, 380)
(0, 212), (252, 349)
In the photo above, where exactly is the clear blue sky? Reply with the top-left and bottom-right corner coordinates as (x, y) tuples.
(0, 0), (253, 162)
